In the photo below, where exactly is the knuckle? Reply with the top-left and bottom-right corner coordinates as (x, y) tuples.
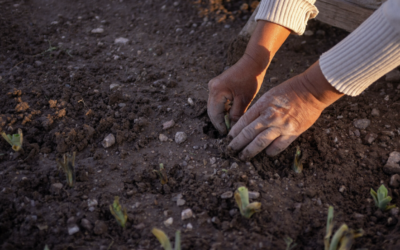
(241, 128), (255, 141)
(254, 136), (268, 149)
(208, 78), (220, 91)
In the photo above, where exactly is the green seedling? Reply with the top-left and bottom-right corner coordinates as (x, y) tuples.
(293, 146), (303, 174)
(56, 152), (76, 187)
(234, 186), (261, 219)
(154, 163), (168, 184)
(224, 114), (231, 131)
(324, 206), (363, 250)
(284, 236), (297, 250)
(110, 196), (127, 228)
(371, 184), (396, 211)
(152, 228), (181, 250)
(1, 128), (23, 152)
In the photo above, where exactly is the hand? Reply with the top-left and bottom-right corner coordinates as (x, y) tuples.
(228, 61), (344, 160)
(207, 53), (266, 135)
(207, 21), (290, 135)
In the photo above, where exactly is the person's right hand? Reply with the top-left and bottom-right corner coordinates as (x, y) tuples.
(207, 53), (267, 135)
(207, 21), (291, 135)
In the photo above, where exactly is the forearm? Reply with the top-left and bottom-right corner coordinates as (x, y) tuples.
(244, 21), (291, 72)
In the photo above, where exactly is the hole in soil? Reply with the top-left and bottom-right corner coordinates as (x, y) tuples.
(202, 121), (221, 139)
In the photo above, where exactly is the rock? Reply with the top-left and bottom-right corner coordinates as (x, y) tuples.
(383, 152), (400, 175)
(316, 30), (326, 36)
(387, 217), (398, 227)
(110, 83), (120, 90)
(354, 129), (361, 137)
(68, 225), (80, 235)
(164, 217), (173, 227)
(91, 27), (104, 34)
(186, 223), (193, 230)
(188, 98), (194, 106)
(270, 77), (279, 83)
(159, 134), (168, 142)
(365, 133), (378, 144)
(114, 37), (129, 45)
(94, 220), (108, 235)
(385, 69), (400, 82)
(390, 174), (400, 188)
(371, 108), (380, 117)
(81, 218), (92, 231)
(221, 191), (233, 199)
(230, 162), (238, 169)
(50, 183), (63, 194)
(339, 185), (346, 193)
(177, 197), (186, 206)
(87, 199), (98, 207)
(353, 119), (370, 130)
(102, 134), (115, 148)
(175, 132), (187, 144)
(304, 30), (314, 36)
(211, 216), (220, 225)
(181, 208), (193, 220)
(229, 209), (238, 217)
(162, 120), (175, 130)
(391, 207), (399, 216)
(210, 157), (217, 165)
(248, 191), (260, 199)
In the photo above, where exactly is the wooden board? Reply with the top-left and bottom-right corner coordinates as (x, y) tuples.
(315, 0), (374, 32)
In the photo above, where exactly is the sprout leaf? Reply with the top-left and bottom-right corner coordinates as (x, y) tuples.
(110, 196), (127, 228)
(56, 152), (76, 187)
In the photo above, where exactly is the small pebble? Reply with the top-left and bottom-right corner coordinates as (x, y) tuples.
(102, 134), (115, 148)
(304, 30), (314, 36)
(353, 119), (371, 130)
(68, 225), (80, 235)
(110, 83), (120, 90)
(164, 217), (173, 227)
(188, 98), (194, 106)
(162, 120), (175, 130)
(91, 27), (104, 33)
(181, 208), (193, 220)
(159, 134), (168, 142)
(210, 157), (217, 165)
(114, 37), (129, 45)
(186, 223), (193, 230)
(339, 185), (346, 193)
(248, 191), (260, 199)
(175, 132), (187, 144)
(220, 191), (233, 199)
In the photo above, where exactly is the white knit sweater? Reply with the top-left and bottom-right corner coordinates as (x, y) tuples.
(255, 0), (400, 96)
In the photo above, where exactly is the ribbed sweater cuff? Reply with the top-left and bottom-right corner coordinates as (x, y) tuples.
(320, 4), (400, 96)
(255, 0), (318, 35)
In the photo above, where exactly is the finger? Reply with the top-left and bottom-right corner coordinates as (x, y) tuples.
(228, 115), (272, 152)
(207, 94), (228, 135)
(265, 134), (298, 156)
(238, 127), (281, 161)
(229, 95), (249, 123)
(228, 102), (261, 139)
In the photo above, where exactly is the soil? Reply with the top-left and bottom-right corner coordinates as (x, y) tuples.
(1, 0), (400, 250)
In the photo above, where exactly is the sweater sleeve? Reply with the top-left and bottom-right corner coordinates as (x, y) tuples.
(255, 0), (318, 35)
(320, 0), (400, 96)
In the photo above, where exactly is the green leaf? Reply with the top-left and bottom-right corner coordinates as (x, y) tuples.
(377, 185), (387, 203)
(109, 196), (127, 228)
(244, 202), (261, 219)
(1, 128), (23, 151)
(293, 146), (303, 174)
(174, 230), (181, 250)
(56, 152), (76, 187)
(152, 228), (173, 250)
(324, 206), (335, 250)
(234, 187), (261, 218)
(370, 188), (378, 207)
(329, 224), (348, 250)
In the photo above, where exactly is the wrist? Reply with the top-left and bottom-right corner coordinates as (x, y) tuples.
(299, 61), (344, 108)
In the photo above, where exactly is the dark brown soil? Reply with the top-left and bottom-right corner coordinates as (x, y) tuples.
(1, 0), (400, 249)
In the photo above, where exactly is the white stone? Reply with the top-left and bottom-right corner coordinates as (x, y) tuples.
(110, 83), (120, 90)
(68, 225), (80, 235)
(186, 223), (193, 230)
(162, 120), (175, 130)
(175, 132), (187, 144)
(248, 191), (260, 199)
(102, 134), (115, 148)
(159, 134), (168, 142)
(353, 119), (371, 130)
(304, 30), (314, 36)
(181, 208), (193, 220)
(114, 37), (129, 45)
(188, 98), (194, 106)
(87, 199), (98, 207)
(164, 217), (173, 227)
(210, 157), (217, 165)
(221, 191), (233, 199)
(91, 28), (104, 34)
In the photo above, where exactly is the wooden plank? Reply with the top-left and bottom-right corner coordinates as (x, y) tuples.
(315, 0), (374, 32)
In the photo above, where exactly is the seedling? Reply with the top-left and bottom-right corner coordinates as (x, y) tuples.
(370, 184), (396, 211)
(234, 186), (261, 218)
(152, 228), (181, 250)
(56, 152), (76, 187)
(224, 114), (231, 131)
(110, 196), (128, 228)
(284, 236), (297, 250)
(154, 163), (168, 184)
(324, 206), (363, 250)
(1, 128), (23, 152)
(293, 146), (303, 174)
